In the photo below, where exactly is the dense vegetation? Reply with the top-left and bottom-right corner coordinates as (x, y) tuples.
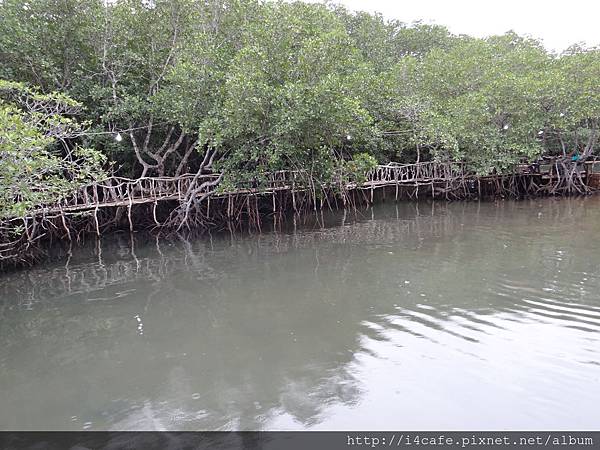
(1, 0), (599, 219)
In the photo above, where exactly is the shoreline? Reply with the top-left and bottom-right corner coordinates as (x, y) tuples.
(1, 167), (598, 273)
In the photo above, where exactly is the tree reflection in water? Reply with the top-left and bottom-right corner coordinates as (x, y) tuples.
(1, 198), (599, 430)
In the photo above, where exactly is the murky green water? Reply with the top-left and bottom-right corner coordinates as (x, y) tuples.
(1, 198), (600, 430)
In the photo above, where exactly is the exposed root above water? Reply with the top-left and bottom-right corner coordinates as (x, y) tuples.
(1, 159), (599, 270)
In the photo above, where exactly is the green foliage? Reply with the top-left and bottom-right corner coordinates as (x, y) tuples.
(1, 0), (599, 194)
(343, 153), (378, 183)
(0, 81), (105, 218)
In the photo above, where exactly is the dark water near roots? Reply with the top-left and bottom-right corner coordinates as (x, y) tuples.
(1, 198), (600, 431)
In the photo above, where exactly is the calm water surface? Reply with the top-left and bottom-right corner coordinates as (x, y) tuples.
(1, 198), (600, 430)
